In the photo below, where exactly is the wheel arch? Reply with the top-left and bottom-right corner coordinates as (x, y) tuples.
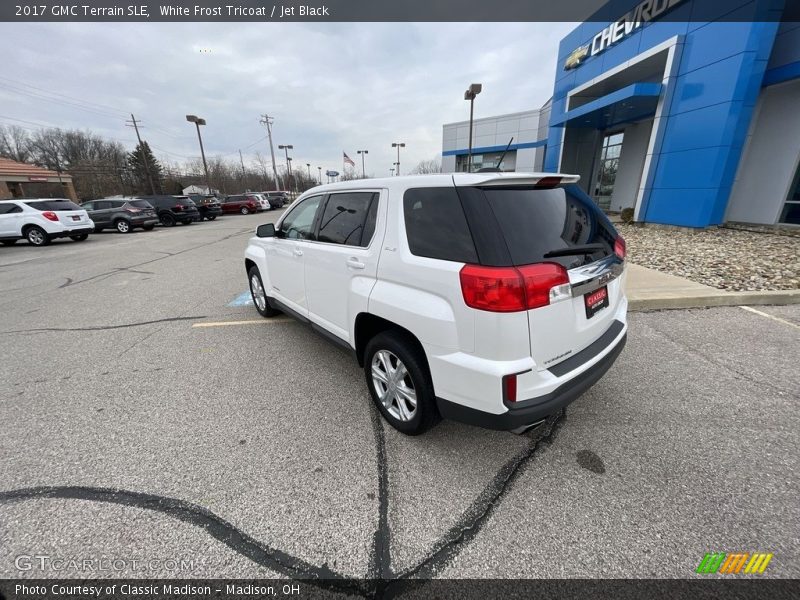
(354, 313), (430, 373)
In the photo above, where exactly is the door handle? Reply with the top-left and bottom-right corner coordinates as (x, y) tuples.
(293, 248), (303, 257)
(347, 257), (366, 270)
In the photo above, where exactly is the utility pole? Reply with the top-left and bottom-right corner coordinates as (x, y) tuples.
(357, 149), (368, 178)
(259, 115), (280, 191)
(317, 166), (322, 184)
(126, 113), (157, 195)
(239, 149), (246, 190)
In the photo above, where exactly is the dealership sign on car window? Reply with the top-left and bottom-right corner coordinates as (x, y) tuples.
(564, 0), (687, 70)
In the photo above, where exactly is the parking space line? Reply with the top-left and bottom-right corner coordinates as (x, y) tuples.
(192, 318), (292, 328)
(739, 306), (800, 330)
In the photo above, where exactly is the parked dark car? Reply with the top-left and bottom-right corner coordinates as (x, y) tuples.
(81, 198), (159, 233)
(221, 194), (261, 215)
(137, 195), (200, 226)
(262, 191), (290, 208)
(182, 194), (223, 221)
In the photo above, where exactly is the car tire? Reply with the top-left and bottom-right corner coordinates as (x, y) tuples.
(207, 215), (217, 221)
(2, 240), (17, 246)
(25, 226), (50, 247)
(70, 234), (89, 241)
(240, 207), (250, 215)
(364, 331), (439, 436)
(248, 266), (281, 318)
(143, 224), (155, 231)
(160, 213), (176, 227)
(114, 219), (131, 233)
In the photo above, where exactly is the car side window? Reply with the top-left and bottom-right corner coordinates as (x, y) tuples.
(403, 187), (478, 263)
(0, 203), (22, 214)
(317, 192), (378, 247)
(95, 201), (112, 210)
(279, 195), (323, 240)
(81, 202), (94, 211)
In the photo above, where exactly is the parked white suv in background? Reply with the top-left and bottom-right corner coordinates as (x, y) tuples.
(0, 199), (94, 247)
(244, 173), (628, 435)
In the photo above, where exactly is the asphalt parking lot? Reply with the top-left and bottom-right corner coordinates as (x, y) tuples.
(0, 214), (798, 584)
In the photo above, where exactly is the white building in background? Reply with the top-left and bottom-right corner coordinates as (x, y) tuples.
(182, 185), (219, 195)
(441, 103), (551, 174)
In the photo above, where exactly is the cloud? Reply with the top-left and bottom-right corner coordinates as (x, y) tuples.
(1, 21), (576, 176)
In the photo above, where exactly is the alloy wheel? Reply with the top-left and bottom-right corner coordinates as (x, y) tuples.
(250, 274), (267, 312)
(371, 350), (417, 422)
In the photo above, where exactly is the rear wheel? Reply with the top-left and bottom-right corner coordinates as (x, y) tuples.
(25, 226), (50, 247)
(248, 267), (281, 317)
(114, 219), (131, 233)
(160, 213), (175, 227)
(240, 207), (250, 215)
(364, 331), (439, 435)
(70, 234), (88, 242)
(2, 240), (17, 246)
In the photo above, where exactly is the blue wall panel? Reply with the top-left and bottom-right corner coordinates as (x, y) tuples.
(547, 0), (784, 227)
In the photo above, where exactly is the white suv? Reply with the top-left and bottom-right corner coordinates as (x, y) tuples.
(244, 173), (627, 435)
(0, 199), (94, 247)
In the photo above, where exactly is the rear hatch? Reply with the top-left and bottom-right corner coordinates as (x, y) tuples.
(457, 182), (626, 372)
(125, 199), (157, 218)
(24, 200), (91, 227)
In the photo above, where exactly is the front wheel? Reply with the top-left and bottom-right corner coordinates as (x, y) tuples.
(114, 219), (131, 233)
(25, 226), (50, 247)
(248, 267), (281, 318)
(364, 331), (439, 435)
(70, 234), (89, 241)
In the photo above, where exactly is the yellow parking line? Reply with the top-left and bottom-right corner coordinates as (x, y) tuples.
(740, 306), (800, 330)
(192, 318), (292, 328)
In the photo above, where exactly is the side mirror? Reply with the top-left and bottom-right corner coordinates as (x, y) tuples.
(256, 223), (275, 238)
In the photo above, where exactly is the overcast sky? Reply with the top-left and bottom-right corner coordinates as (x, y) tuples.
(2, 22), (576, 178)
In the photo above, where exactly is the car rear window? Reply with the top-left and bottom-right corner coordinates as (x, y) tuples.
(128, 200), (153, 209)
(459, 184), (617, 269)
(403, 187), (478, 263)
(24, 200), (82, 211)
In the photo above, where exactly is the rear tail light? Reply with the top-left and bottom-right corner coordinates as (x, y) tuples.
(42, 211), (59, 222)
(126, 208), (142, 214)
(460, 262), (570, 312)
(174, 204), (184, 211)
(614, 235), (626, 260)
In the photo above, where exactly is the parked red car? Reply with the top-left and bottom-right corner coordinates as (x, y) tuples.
(221, 194), (260, 215)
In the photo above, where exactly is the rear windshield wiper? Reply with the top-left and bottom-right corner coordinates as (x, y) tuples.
(543, 244), (606, 258)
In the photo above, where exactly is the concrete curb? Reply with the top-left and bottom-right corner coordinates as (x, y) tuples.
(629, 289), (800, 312)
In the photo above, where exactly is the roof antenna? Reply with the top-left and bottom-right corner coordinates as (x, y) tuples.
(477, 137), (514, 173)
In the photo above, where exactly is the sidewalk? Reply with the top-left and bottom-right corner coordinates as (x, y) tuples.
(625, 263), (800, 311)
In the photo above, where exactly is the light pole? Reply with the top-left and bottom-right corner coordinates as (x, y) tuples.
(391, 142), (405, 176)
(278, 144), (293, 191)
(186, 114), (211, 194)
(317, 166), (322, 184)
(464, 83), (482, 173)
(390, 167), (395, 176)
(357, 149), (368, 178)
(306, 163), (311, 180)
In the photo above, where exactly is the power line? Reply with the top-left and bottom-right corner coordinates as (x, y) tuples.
(0, 78), (129, 117)
(0, 82), (126, 120)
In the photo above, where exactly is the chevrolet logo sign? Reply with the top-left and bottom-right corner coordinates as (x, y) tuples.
(564, 45), (589, 70)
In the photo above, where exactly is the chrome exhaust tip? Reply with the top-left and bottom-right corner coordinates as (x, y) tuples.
(510, 419), (546, 435)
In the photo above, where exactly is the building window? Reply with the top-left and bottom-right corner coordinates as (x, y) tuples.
(779, 162), (800, 225)
(593, 132), (623, 211)
(456, 150), (516, 173)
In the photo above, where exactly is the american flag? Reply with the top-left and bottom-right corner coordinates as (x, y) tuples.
(343, 152), (355, 167)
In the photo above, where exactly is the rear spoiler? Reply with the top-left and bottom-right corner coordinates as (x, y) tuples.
(476, 175), (581, 188)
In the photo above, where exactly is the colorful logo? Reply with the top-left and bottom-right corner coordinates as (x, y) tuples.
(563, 45), (589, 70)
(696, 552), (773, 574)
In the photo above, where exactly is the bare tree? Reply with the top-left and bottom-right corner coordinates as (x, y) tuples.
(0, 125), (32, 162)
(410, 158), (442, 174)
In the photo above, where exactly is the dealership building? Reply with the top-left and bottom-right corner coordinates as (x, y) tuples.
(442, 0), (800, 227)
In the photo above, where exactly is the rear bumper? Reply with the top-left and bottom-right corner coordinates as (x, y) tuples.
(436, 330), (627, 431)
(49, 226), (94, 239)
(131, 217), (159, 227)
